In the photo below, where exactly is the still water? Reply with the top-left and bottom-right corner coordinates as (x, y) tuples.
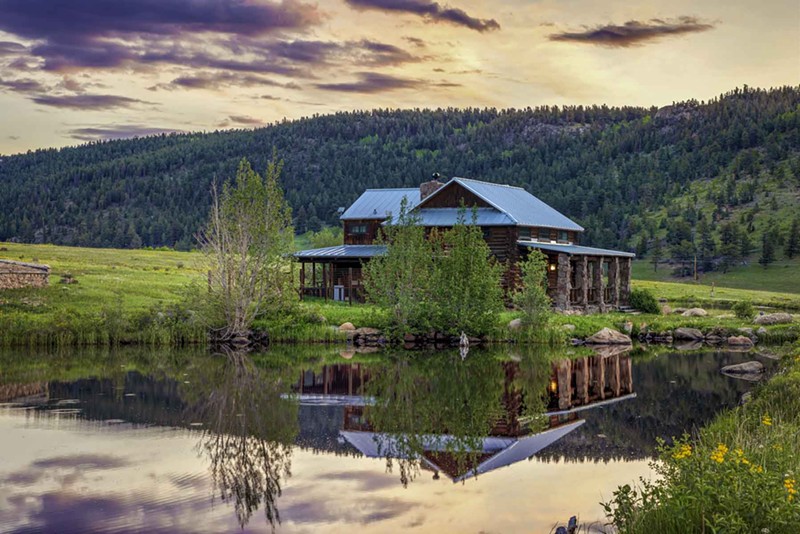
(0, 345), (772, 533)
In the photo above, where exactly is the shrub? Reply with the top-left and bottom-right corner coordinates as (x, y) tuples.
(630, 288), (661, 314)
(514, 250), (551, 332)
(733, 300), (756, 320)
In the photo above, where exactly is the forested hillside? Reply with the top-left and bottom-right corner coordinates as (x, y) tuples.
(1, 86), (798, 259)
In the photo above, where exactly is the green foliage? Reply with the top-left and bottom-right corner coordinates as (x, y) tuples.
(629, 288), (661, 314)
(604, 348), (800, 533)
(732, 300), (756, 320)
(362, 198), (435, 335)
(430, 210), (504, 335)
(363, 205), (503, 337)
(196, 156), (295, 339)
(759, 228), (777, 268)
(513, 249), (551, 332)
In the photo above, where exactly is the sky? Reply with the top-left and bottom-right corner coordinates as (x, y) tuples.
(0, 0), (798, 154)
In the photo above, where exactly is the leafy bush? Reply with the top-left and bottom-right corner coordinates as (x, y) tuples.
(733, 300), (756, 320)
(514, 250), (551, 332)
(629, 288), (661, 314)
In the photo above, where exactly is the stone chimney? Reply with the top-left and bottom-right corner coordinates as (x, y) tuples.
(420, 172), (444, 200)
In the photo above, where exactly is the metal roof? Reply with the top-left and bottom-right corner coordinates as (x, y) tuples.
(340, 188), (420, 220)
(293, 244), (387, 260)
(418, 177), (584, 232)
(519, 241), (636, 258)
(384, 207), (515, 227)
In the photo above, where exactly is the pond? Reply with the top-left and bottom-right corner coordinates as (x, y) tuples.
(0, 345), (777, 533)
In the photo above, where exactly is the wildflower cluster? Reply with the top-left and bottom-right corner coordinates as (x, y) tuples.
(710, 443), (729, 464)
(672, 443), (692, 460)
(762, 414), (773, 426)
(786, 478), (797, 503)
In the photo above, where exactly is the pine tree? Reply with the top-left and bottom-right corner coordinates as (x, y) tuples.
(758, 230), (776, 268)
(785, 218), (799, 259)
(651, 238), (663, 272)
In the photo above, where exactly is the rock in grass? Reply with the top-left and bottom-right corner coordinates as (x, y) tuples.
(754, 313), (794, 325)
(673, 327), (704, 341)
(562, 324), (576, 332)
(727, 335), (755, 347)
(338, 322), (356, 331)
(681, 308), (708, 317)
(508, 318), (523, 330)
(585, 327), (631, 345)
(721, 360), (764, 380)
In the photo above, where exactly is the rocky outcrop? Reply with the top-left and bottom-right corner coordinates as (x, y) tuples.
(754, 313), (794, 325)
(585, 328), (632, 345)
(681, 308), (708, 317)
(673, 327), (704, 341)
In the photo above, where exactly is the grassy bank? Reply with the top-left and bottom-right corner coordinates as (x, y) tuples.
(2, 242), (799, 346)
(605, 344), (800, 532)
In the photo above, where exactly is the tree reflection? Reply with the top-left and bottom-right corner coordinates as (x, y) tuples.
(182, 348), (298, 530)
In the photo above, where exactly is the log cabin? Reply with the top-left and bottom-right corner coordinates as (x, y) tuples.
(294, 176), (634, 312)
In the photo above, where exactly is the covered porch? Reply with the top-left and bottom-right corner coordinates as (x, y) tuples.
(519, 242), (635, 312)
(294, 245), (386, 304)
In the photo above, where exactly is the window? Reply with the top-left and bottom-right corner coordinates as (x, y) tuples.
(519, 227), (532, 241)
(538, 228), (551, 241)
(558, 231), (569, 243)
(350, 224), (368, 235)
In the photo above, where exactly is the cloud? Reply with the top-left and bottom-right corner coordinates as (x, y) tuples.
(0, 77), (46, 94)
(403, 36), (426, 48)
(149, 72), (301, 92)
(31, 94), (148, 110)
(344, 0), (500, 33)
(549, 17), (715, 47)
(315, 72), (423, 93)
(0, 0), (323, 72)
(31, 454), (130, 470)
(0, 40), (26, 56)
(226, 115), (264, 126)
(67, 124), (185, 142)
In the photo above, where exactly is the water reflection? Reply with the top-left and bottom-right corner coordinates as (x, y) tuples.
(0, 345), (770, 532)
(181, 350), (297, 529)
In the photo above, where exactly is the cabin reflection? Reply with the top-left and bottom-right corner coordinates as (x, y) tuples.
(289, 351), (636, 482)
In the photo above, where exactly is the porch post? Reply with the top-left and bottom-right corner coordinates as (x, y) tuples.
(579, 256), (589, 309)
(299, 261), (305, 300)
(593, 255), (605, 312)
(619, 257), (632, 306)
(322, 263), (327, 300)
(556, 253), (571, 310)
(348, 267), (353, 305)
(609, 257), (620, 308)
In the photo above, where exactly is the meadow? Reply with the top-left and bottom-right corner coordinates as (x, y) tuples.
(1, 242), (799, 346)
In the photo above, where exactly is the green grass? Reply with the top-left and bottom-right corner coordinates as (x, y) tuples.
(2, 242), (799, 346)
(632, 259), (800, 310)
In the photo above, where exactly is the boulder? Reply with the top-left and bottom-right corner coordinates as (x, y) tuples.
(727, 335), (755, 347)
(721, 360), (764, 381)
(338, 322), (356, 331)
(704, 334), (724, 344)
(508, 318), (523, 331)
(661, 305), (672, 315)
(562, 324), (576, 332)
(591, 344), (633, 358)
(585, 327), (632, 345)
(754, 313), (794, 325)
(737, 327), (754, 337)
(681, 308), (708, 317)
(673, 327), (704, 341)
(672, 307), (687, 315)
(674, 341), (704, 351)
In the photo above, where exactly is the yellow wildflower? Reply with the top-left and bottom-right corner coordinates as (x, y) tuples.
(673, 443), (692, 460)
(762, 415), (773, 426)
(710, 443), (729, 464)
(785, 478), (797, 503)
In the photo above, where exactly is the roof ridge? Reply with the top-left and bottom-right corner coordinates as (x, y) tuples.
(363, 187), (419, 191)
(452, 176), (526, 191)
